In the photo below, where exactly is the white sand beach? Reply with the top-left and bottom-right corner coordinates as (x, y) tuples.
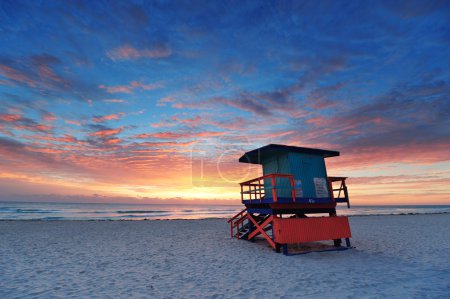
(1, 214), (449, 298)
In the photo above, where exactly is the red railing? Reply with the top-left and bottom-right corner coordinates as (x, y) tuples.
(227, 208), (248, 238)
(239, 173), (296, 203)
(240, 174), (350, 206)
(328, 177), (350, 208)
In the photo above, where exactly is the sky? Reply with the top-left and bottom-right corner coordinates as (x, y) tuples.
(0, 0), (449, 205)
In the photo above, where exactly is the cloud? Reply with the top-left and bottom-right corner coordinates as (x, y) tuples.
(170, 85), (301, 117)
(151, 115), (203, 128)
(22, 134), (79, 144)
(213, 95), (272, 116)
(99, 81), (163, 94)
(103, 99), (127, 103)
(132, 141), (197, 148)
(0, 114), (22, 122)
(92, 113), (125, 123)
(156, 96), (175, 107)
(0, 113), (53, 133)
(307, 82), (345, 109)
(107, 44), (172, 61)
(175, 115), (202, 128)
(0, 136), (25, 150)
(103, 138), (122, 145)
(65, 119), (82, 126)
(133, 131), (227, 139)
(0, 53), (105, 102)
(0, 65), (36, 87)
(88, 126), (123, 138)
(287, 78), (450, 167)
(41, 111), (57, 122)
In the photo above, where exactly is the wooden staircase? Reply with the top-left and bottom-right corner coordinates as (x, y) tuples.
(228, 210), (275, 247)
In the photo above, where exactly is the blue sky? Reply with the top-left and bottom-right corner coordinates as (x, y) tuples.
(0, 0), (449, 204)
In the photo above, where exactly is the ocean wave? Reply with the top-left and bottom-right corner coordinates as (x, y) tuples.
(0, 208), (56, 214)
(116, 210), (169, 214)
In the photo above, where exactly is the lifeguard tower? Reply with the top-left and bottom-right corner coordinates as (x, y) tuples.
(228, 144), (351, 254)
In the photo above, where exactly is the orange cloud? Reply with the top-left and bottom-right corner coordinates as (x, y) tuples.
(92, 113), (125, 122)
(103, 138), (122, 145)
(89, 127), (123, 138)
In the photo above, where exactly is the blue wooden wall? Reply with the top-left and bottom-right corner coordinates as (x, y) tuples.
(261, 152), (330, 199)
(288, 153), (329, 198)
(262, 153), (291, 198)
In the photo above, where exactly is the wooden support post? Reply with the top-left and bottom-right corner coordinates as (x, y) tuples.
(230, 222), (233, 238)
(259, 177), (262, 202)
(328, 178), (334, 201)
(345, 238), (351, 247)
(290, 177), (296, 202)
(240, 184), (243, 203)
(344, 182), (350, 208)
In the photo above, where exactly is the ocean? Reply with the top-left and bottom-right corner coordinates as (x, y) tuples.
(0, 201), (449, 220)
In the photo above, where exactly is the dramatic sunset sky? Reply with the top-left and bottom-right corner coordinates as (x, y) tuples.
(0, 1), (449, 205)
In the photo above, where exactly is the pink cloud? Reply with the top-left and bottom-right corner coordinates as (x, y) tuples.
(133, 131), (227, 139)
(99, 84), (132, 94)
(0, 114), (53, 133)
(103, 138), (122, 145)
(65, 119), (81, 126)
(38, 65), (63, 83)
(173, 115), (202, 128)
(0, 114), (22, 122)
(23, 134), (79, 144)
(107, 44), (172, 61)
(156, 96), (176, 107)
(24, 124), (53, 133)
(99, 81), (163, 94)
(136, 141), (197, 147)
(151, 120), (176, 128)
(89, 127), (123, 138)
(92, 113), (125, 123)
(41, 112), (57, 122)
(0, 65), (36, 87)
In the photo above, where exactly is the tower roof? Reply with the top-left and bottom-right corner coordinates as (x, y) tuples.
(238, 144), (340, 165)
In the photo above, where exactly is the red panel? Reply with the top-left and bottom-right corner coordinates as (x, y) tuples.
(273, 216), (351, 244)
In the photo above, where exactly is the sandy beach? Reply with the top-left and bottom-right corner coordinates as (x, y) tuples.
(1, 214), (449, 298)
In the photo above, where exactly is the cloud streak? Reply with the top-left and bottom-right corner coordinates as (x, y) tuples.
(107, 44), (172, 61)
